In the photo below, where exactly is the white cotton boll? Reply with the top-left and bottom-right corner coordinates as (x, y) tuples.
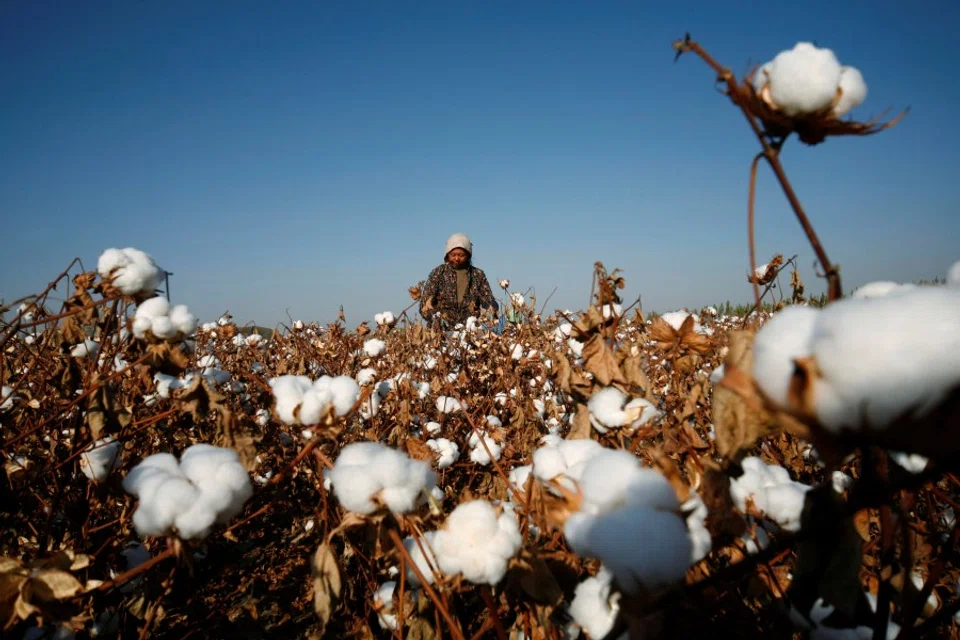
(532, 447), (568, 481)
(577, 450), (679, 516)
(752, 306), (819, 409)
(567, 338), (584, 357)
(374, 581), (398, 631)
(314, 375), (360, 416)
(852, 281), (917, 299)
(569, 567), (620, 640)
(469, 433), (502, 465)
(751, 61), (773, 93)
(150, 316), (177, 339)
(832, 66), (867, 117)
(948, 260), (960, 286)
(70, 339), (100, 359)
(356, 368), (376, 385)
(255, 409), (270, 426)
(403, 531), (440, 586)
(97, 248), (162, 297)
(267, 375), (313, 425)
(588, 387), (629, 433)
(434, 501), (522, 585)
(435, 396), (461, 414)
(532, 398), (546, 418)
(555, 323), (573, 341)
(427, 438), (460, 469)
(363, 338), (386, 358)
(168, 304), (197, 335)
(486, 415), (502, 428)
(573, 506), (692, 593)
(510, 344), (524, 360)
(135, 476), (201, 538)
(660, 310), (705, 333)
(425, 421), (442, 435)
(767, 42), (843, 116)
(809, 287), (960, 431)
(509, 465), (533, 490)
(684, 496), (712, 564)
(136, 296), (170, 319)
(328, 442), (436, 515)
(890, 451), (929, 474)
(374, 311), (396, 327)
(358, 391), (382, 421)
(762, 484), (810, 532)
(80, 437), (121, 482)
(831, 471), (853, 493)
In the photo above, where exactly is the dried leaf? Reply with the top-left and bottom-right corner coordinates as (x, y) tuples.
(405, 437), (435, 463)
(311, 543), (342, 631)
(29, 570), (83, 601)
(567, 404), (593, 440)
(581, 334), (626, 387)
(176, 375), (226, 420)
(619, 353), (651, 397)
(406, 616), (436, 640)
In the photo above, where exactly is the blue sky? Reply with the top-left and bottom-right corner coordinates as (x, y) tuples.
(2, 1), (958, 326)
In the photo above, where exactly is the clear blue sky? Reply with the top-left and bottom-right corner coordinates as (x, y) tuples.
(2, 1), (958, 326)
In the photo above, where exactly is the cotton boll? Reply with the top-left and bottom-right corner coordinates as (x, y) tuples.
(70, 339), (100, 359)
(532, 446), (568, 481)
(752, 305), (819, 409)
(427, 438), (460, 469)
(809, 287), (960, 431)
(684, 496), (712, 564)
(469, 433), (502, 465)
(569, 567), (620, 640)
(328, 442), (437, 515)
(436, 396), (462, 413)
(577, 450), (679, 516)
(268, 375), (313, 425)
(762, 483), (810, 532)
(150, 316), (177, 339)
(434, 501), (521, 585)
(509, 465), (533, 490)
(168, 304), (197, 335)
(374, 581), (398, 630)
(315, 375), (360, 416)
(135, 476), (201, 538)
(751, 61), (773, 93)
(98, 248), (162, 297)
(80, 437), (121, 482)
(363, 338), (386, 358)
(767, 42), (843, 116)
(403, 531), (439, 586)
(356, 368), (376, 385)
(1, 385), (16, 411)
(587, 387), (629, 432)
(136, 296), (170, 319)
(573, 506), (692, 593)
(832, 66), (867, 117)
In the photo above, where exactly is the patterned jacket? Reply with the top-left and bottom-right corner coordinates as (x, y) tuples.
(419, 262), (499, 326)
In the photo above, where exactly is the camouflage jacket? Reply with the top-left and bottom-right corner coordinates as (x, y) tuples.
(419, 263), (499, 326)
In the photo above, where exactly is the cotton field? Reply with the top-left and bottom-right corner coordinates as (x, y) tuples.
(2, 36), (958, 640)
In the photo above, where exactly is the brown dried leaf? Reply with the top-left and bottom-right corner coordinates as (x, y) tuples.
(176, 375), (226, 420)
(406, 616), (436, 640)
(405, 437), (435, 464)
(571, 306), (607, 339)
(581, 334), (626, 387)
(29, 570), (83, 601)
(311, 543), (342, 631)
(619, 353), (651, 397)
(144, 341), (191, 373)
(648, 317), (678, 351)
(0, 573), (27, 628)
(567, 404), (593, 440)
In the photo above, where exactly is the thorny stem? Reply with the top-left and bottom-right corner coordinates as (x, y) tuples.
(674, 34), (843, 301)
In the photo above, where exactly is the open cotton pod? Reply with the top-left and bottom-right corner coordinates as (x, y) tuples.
(745, 286), (960, 464)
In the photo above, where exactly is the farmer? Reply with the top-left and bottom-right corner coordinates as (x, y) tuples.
(419, 233), (499, 329)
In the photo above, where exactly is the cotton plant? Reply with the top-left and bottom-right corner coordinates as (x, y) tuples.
(751, 42), (867, 118)
(122, 444), (253, 540)
(70, 339), (100, 359)
(435, 396), (462, 414)
(132, 296), (198, 341)
(659, 310), (711, 335)
(403, 500), (522, 587)
(729, 457), (811, 532)
(426, 438), (460, 469)
(97, 247), (163, 298)
(267, 374), (360, 426)
(751, 285), (960, 440)
(363, 338), (386, 358)
(569, 567), (621, 640)
(374, 311), (396, 328)
(587, 387), (663, 434)
(468, 432), (502, 466)
(556, 449), (696, 594)
(80, 437), (122, 482)
(327, 442), (437, 515)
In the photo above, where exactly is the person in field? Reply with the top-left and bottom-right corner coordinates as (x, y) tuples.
(420, 233), (499, 328)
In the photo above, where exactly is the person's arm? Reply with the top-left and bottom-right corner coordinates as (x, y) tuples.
(419, 266), (442, 321)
